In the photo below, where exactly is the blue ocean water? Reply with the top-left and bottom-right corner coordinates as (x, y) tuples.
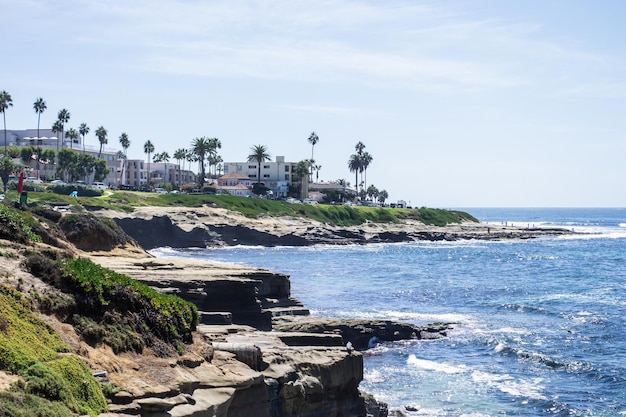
(151, 208), (626, 416)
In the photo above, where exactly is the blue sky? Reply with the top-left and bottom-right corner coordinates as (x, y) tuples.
(2, 0), (625, 207)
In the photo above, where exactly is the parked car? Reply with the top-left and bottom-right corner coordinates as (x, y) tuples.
(92, 182), (107, 189)
(24, 177), (43, 184)
(303, 198), (319, 204)
(50, 179), (66, 185)
(154, 187), (167, 194)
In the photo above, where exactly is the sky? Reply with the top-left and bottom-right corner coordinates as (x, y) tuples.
(1, 0), (625, 207)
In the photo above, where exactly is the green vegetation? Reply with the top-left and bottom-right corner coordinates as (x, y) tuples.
(0, 203), (42, 243)
(16, 188), (478, 227)
(58, 257), (198, 351)
(0, 285), (107, 416)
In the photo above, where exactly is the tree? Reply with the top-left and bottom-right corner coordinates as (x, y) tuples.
(57, 148), (78, 182)
(360, 151), (373, 192)
(348, 154), (361, 194)
(314, 164), (322, 182)
(57, 108), (70, 151)
(378, 189), (389, 204)
(308, 131), (319, 160)
(191, 137), (211, 188)
(118, 132), (130, 185)
(153, 151), (170, 184)
(33, 98), (46, 143)
(93, 159), (108, 182)
(95, 126), (108, 159)
(65, 127), (78, 150)
(355, 141), (365, 156)
(247, 144), (271, 188)
(0, 91), (13, 155)
(0, 156), (15, 193)
(294, 160), (310, 199)
(207, 137), (222, 178)
(366, 184), (379, 202)
(143, 140), (155, 185)
(79, 123), (89, 154)
(173, 148), (187, 189)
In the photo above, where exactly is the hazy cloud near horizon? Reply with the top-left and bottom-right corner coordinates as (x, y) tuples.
(2, 0), (625, 206)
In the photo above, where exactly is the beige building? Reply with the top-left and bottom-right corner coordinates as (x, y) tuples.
(222, 156), (296, 198)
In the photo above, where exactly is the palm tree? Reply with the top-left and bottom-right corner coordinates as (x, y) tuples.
(360, 151), (373, 192)
(247, 144), (271, 187)
(207, 137), (222, 178)
(186, 150), (198, 186)
(95, 126), (108, 159)
(65, 127), (78, 150)
(57, 109), (70, 151)
(153, 151), (170, 184)
(191, 137), (211, 188)
(79, 123), (89, 154)
(355, 141), (365, 155)
(173, 148), (187, 189)
(295, 160), (310, 199)
(119, 132), (130, 185)
(348, 154), (361, 193)
(308, 131), (319, 160)
(143, 140), (155, 186)
(314, 164), (322, 182)
(33, 98), (46, 173)
(0, 91), (13, 155)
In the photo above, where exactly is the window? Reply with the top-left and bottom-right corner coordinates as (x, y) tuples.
(285, 174), (289, 180)
(248, 174), (256, 178)
(263, 174), (270, 178)
(285, 166), (289, 172)
(248, 165), (256, 169)
(263, 165), (270, 169)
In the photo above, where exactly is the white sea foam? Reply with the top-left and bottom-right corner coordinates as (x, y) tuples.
(472, 371), (546, 400)
(407, 355), (468, 374)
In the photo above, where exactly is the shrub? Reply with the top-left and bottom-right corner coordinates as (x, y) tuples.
(50, 184), (103, 197)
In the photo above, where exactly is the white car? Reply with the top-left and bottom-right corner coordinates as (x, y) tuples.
(303, 199), (319, 204)
(92, 182), (107, 189)
(24, 177), (43, 183)
(154, 187), (167, 194)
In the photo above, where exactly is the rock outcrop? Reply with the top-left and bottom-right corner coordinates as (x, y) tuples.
(99, 206), (572, 249)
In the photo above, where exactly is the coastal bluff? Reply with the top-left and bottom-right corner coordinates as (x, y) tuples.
(88, 254), (447, 417)
(98, 206), (572, 249)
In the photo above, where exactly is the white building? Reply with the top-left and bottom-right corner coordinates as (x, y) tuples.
(222, 156), (297, 198)
(5, 129), (120, 185)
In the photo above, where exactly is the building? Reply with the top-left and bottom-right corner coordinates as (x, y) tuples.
(222, 156), (297, 198)
(122, 159), (196, 188)
(4, 129), (120, 185)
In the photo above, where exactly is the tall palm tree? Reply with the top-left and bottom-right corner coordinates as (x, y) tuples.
(295, 160), (310, 200)
(57, 109), (70, 152)
(153, 151), (170, 184)
(247, 144), (271, 187)
(33, 97), (48, 157)
(173, 148), (187, 189)
(360, 151), (373, 192)
(191, 137), (211, 188)
(207, 137), (222, 178)
(355, 140), (366, 156)
(119, 132), (130, 185)
(95, 126), (108, 159)
(348, 154), (361, 193)
(308, 131), (319, 160)
(143, 140), (155, 186)
(0, 91), (13, 155)
(79, 123), (89, 154)
(65, 127), (78, 150)
(186, 150), (198, 186)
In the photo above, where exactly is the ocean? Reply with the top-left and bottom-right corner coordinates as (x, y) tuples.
(151, 208), (626, 416)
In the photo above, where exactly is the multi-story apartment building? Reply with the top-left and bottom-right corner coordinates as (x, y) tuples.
(222, 156), (296, 198)
(5, 129), (119, 185)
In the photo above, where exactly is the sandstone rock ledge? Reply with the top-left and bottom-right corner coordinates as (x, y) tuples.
(87, 255), (443, 417)
(96, 206), (572, 249)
